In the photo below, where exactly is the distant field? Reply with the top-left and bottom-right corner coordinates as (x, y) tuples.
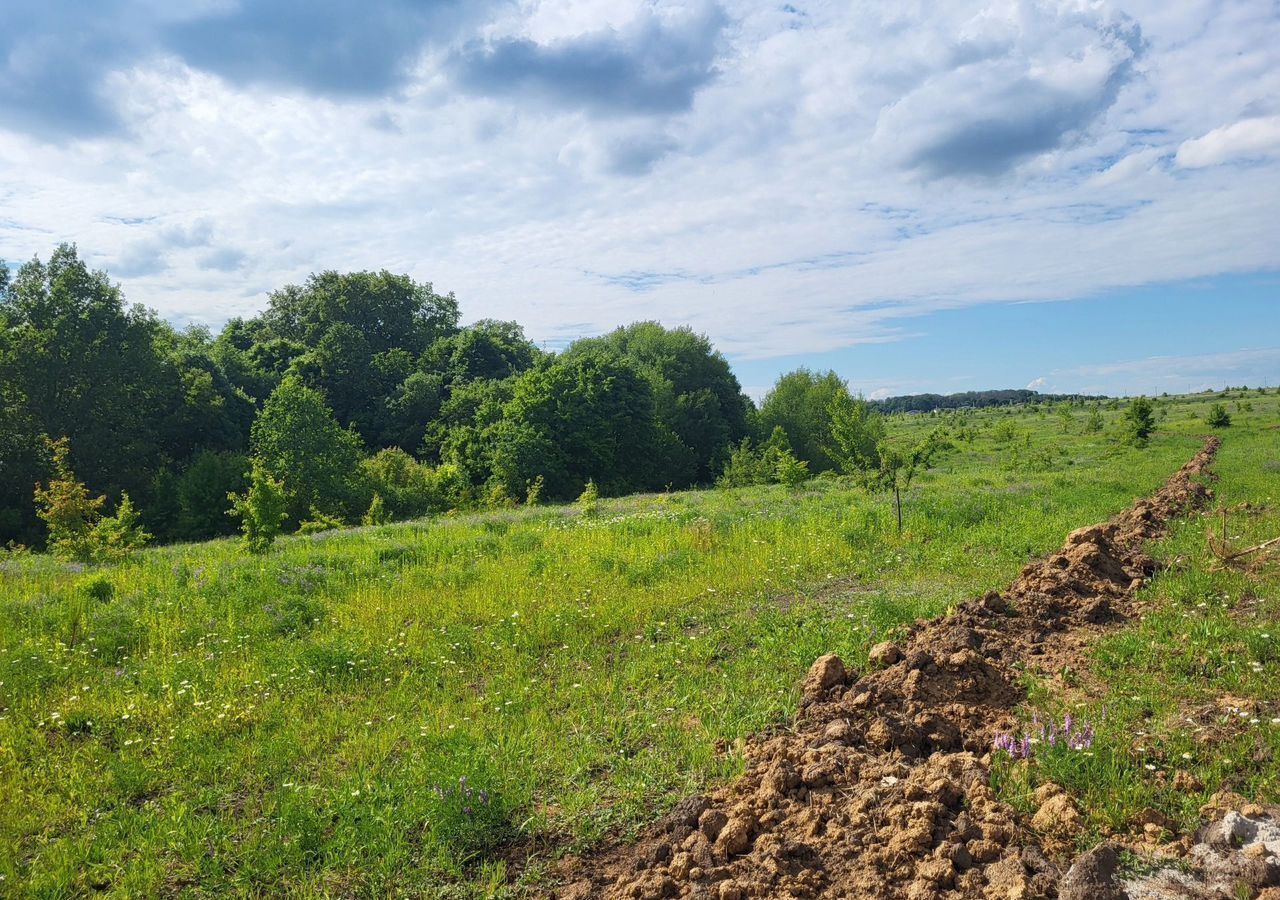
(2, 391), (1277, 897)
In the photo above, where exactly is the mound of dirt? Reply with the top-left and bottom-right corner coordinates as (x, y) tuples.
(555, 439), (1223, 900)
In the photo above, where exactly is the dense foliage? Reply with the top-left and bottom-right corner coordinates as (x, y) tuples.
(0, 247), (765, 548)
(1, 246), (1166, 554)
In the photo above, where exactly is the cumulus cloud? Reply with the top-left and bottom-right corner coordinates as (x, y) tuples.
(0, 0), (1276, 383)
(1176, 116), (1280, 168)
(449, 3), (727, 116)
(163, 0), (474, 97)
(0, 0), (487, 138)
(871, 4), (1145, 177)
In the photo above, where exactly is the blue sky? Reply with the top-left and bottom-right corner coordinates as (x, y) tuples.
(1, 0), (1278, 397)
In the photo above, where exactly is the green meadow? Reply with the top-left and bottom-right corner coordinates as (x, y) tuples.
(2, 391), (1277, 897)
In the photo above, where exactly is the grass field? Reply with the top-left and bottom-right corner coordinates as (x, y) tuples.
(2, 391), (1277, 897)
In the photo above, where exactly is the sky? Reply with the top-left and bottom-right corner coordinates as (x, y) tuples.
(1, 0), (1278, 399)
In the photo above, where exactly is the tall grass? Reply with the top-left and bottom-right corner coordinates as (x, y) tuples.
(1, 392), (1273, 895)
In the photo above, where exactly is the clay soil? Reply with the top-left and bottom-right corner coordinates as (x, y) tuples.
(553, 438), (1232, 899)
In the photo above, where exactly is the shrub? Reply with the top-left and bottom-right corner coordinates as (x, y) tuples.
(716, 427), (797, 488)
(774, 449), (810, 487)
(87, 493), (151, 562)
(227, 461), (288, 553)
(1123, 397), (1155, 447)
(360, 448), (443, 521)
(79, 574), (114, 603)
(362, 492), (390, 526)
(577, 479), (600, 516)
(298, 507), (344, 535)
(1206, 403), (1231, 428)
(525, 475), (545, 507)
(33, 438), (105, 562)
(716, 439), (770, 487)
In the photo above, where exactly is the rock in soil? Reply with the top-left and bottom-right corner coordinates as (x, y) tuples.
(552, 440), (1223, 899)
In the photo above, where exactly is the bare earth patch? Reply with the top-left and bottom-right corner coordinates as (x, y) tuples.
(551, 438), (1279, 899)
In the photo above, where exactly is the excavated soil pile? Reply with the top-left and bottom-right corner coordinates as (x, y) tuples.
(557, 438), (1225, 900)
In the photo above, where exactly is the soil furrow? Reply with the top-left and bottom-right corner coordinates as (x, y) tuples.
(555, 438), (1222, 900)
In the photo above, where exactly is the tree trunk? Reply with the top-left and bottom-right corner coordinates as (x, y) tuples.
(894, 483), (902, 534)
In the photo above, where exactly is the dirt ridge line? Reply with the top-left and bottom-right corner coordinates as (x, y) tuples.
(554, 437), (1221, 900)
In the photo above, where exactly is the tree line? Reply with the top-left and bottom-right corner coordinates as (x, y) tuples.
(2, 246), (915, 553)
(872, 389), (1099, 414)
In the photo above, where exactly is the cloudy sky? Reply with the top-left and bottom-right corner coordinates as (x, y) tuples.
(1, 0), (1278, 398)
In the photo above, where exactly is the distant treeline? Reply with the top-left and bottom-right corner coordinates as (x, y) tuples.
(872, 389), (1102, 414)
(2, 246), (910, 550)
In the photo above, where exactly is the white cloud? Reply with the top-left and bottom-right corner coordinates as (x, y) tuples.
(1026, 377), (1048, 390)
(1048, 347), (1280, 395)
(0, 0), (1276, 367)
(1176, 116), (1280, 168)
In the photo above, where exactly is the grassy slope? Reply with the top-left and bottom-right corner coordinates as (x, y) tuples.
(997, 400), (1280, 844)
(0, 393), (1275, 896)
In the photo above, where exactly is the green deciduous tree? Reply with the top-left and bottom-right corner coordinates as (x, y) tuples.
(826, 392), (886, 475)
(488, 352), (675, 500)
(876, 428), (950, 534)
(564, 323), (750, 483)
(757, 369), (850, 472)
(251, 376), (365, 523)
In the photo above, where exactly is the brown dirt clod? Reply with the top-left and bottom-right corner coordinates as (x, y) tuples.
(554, 439), (1222, 899)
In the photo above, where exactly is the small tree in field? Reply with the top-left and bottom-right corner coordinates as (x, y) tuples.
(1124, 397), (1155, 447)
(88, 493), (151, 562)
(525, 475), (545, 507)
(826, 392), (885, 475)
(1083, 406), (1104, 434)
(33, 439), (149, 562)
(877, 428), (949, 534)
(577, 479), (600, 516)
(34, 438), (105, 561)
(227, 461), (288, 553)
(362, 492), (390, 526)
(1206, 403), (1231, 428)
(1056, 402), (1073, 432)
(774, 449), (810, 487)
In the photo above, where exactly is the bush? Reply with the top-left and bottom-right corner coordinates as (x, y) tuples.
(360, 448), (444, 521)
(1124, 397), (1155, 447)
(577, 479), (600, 516)
(33, 438), (105, 561)
(362, 492), (390, 526)
(775, 449), (810, 486)
(87, 493), (152, 562)
(525, 475), (545, 506)
(716, 427), (796, 488)
(298, 507), (344, 535)
(227, 461), (288, 553)
(1206, 403), (1231, 428)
